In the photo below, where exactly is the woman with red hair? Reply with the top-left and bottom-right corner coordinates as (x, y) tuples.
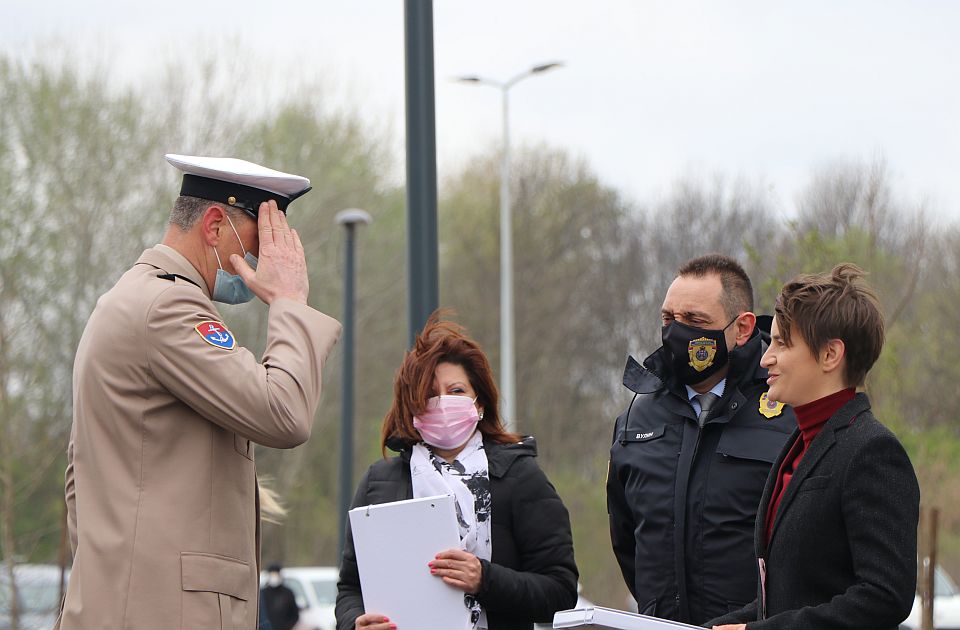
(335, 314), (578, 630)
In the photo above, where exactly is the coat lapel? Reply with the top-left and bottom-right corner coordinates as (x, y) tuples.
(756, 427), (800, 557)
(767, 430), (837, 549)
(399, 450), (414, 500)
(766, 394), (871, 549)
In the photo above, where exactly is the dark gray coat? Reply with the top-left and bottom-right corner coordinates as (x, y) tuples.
(705, 393), (920, 630)
(335, 437), (578, 630)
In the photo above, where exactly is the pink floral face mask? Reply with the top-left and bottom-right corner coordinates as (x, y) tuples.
(413, 395), (480, 450)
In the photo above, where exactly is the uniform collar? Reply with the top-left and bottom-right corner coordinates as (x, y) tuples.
(391, 435), (538, 479)
(623, 328), (767, 396)
(136, 244), (210, 299)
(685, 378), (727, 402)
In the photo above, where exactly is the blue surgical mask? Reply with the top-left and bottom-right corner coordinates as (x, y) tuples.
(211, 215), (258, 305)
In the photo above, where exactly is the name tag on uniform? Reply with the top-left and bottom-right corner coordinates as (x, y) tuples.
(623, 425), (665, 443)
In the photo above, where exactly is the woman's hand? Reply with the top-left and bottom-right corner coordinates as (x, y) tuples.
(355, 613), (395, 629)
(429, 548), (483, 593)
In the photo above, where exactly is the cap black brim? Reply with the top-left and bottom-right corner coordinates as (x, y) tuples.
(180, 174), (311, 218)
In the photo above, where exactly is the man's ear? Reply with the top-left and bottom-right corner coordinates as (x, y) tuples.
(819, 339), (846, 375)
(734, 312), (757, 346)
(199, 205), (227, 247)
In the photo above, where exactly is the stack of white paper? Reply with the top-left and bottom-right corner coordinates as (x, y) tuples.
(349, 494), (469, 629)
(553, 606), (702, 629)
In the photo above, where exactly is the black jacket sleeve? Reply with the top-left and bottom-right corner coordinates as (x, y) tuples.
(335, 469), (370, 630)
(703, 599), (758, 627)
(476, 458), (579, 623)
(607, 415), (637, 597)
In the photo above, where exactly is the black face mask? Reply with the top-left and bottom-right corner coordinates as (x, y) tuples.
(661, 317), (737, 385)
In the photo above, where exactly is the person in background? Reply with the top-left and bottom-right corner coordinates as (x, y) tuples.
(261, 563), (300, 630)
(607, 255), (796, 624)
(708, 263), (920, 630)
(336, 314), (578, 630)
(258, 480), (287, 630)
(259, 592), (274, 630)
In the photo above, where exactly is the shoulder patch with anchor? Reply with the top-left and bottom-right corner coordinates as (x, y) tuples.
(759, 392), (785, 419)
(195, 321), (236, 350)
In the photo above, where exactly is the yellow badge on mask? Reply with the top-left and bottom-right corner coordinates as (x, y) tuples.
(759, 392), (785, 419)
(687, 337), (718, 372)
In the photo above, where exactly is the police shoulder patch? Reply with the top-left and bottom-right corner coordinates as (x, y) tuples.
(195, 320), (236, 350)
(759, 392), (785, 419)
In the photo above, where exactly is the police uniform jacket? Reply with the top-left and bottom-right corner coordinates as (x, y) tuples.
(335, 437), (579, 630)
(607, 329), (796, 624)
(57, 244), (341, 630)
(704, 394), (920, 630)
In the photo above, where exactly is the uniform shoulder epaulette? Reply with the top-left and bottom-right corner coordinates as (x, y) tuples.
(157, 273), (201, 289)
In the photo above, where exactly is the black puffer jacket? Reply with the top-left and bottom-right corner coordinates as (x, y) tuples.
(607, 328), (796, 625)
(336, 436), (578, 630)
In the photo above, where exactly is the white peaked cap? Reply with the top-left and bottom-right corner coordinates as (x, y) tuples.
(165, 153), (312, 217)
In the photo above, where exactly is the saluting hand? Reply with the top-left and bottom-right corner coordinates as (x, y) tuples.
(429, 548), (483, 594)
(231, 199), (309, 305)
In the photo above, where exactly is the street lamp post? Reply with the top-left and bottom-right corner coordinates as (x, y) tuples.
(454, 62), (563, 432)
(335, 208), (372, 555)
(405, 0), (439, 345)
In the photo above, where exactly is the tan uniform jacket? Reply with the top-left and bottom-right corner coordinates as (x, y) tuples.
(56, 244), (341, 630)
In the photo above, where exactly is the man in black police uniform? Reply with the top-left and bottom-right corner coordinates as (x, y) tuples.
(607, 254), (797, 625)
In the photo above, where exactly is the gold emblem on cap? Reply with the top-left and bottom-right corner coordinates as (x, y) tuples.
(687, 337), (717, 372)
(227, 196), (237, 205)
(759, 392), (785, 419)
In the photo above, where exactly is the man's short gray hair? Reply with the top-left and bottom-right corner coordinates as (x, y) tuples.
(168, 196), (244, 231)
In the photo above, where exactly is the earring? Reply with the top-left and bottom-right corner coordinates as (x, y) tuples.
(479, 409), (485, 421)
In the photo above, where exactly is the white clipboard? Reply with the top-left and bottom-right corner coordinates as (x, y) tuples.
(349, 494), (469, 629)
(553, 606), (702, 629)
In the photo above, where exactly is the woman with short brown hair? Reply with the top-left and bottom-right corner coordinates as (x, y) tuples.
(709, 263), (920, 630)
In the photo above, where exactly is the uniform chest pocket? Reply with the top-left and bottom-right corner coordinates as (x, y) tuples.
(620, 424), (666, 443)
(798, 475), (831, 492)
(716, 426), (790, 463)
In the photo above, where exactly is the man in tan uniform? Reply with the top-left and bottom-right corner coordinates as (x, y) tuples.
(57, 155), (342, 629)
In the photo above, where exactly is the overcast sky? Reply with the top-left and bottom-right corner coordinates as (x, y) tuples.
(3, 0), (958, 221)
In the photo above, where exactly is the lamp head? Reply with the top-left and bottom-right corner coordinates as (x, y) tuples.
(335, 208), (373, 227)
(531, 62), (564, 74)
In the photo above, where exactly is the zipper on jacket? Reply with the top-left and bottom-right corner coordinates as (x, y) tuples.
(672, 414), (705, 623)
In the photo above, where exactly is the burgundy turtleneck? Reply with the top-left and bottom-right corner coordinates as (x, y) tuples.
(764, 388), (856, 544)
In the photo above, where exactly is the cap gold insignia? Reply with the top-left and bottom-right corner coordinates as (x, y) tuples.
(759, 392), (785, 419)
(687, 337), (717, 372)
(227, 196), (237, 205)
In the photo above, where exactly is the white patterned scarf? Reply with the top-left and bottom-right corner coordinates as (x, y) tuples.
(411, 430), (492, 629)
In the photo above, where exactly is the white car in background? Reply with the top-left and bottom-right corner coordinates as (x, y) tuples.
(901, 565), (960, 630)
(0, 563), (69, 630)
(260, 566), (338, 630)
